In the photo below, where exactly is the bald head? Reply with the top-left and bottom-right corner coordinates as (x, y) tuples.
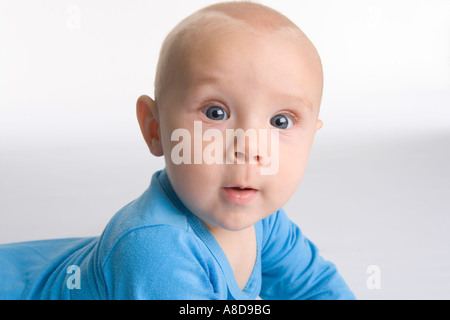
(154, 1), (323, 108)
(197, 1), (301, 33)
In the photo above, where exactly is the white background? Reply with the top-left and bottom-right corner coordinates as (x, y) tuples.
(1, 0), (449, 299)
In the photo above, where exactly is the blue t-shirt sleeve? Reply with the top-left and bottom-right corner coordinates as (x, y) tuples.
(101, 225), (221, 299)
(260, 209), (355, 300)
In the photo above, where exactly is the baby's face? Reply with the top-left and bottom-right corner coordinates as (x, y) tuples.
(156, 26), (323, 232)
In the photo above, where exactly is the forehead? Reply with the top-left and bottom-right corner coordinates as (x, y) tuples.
(178, 26), (322, 110)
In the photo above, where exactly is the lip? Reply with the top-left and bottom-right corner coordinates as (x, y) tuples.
(222, 186), (258, 205)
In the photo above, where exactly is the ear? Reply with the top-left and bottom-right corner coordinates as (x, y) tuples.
(136, 95), (163, 156)
(315, 119), (323, 131)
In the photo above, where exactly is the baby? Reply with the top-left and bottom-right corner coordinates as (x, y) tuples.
(0, 1), (355, 299)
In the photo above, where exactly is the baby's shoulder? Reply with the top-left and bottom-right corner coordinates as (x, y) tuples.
(96, 195), (193, 261)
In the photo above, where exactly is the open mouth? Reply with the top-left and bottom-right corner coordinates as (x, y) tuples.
(222, 186), (258, 205)
(230, 186), (254, 191)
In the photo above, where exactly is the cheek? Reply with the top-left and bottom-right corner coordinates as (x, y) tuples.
(275, 139), (312, 191)
(276, 159), (304, 199)
(165, 164), (201, 214)
(167, 164), (204, 192)
(166, 163), (219, 211)
(160, 114), (197, 171)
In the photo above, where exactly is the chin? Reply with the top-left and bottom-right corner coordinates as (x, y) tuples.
(220, 222), (252, 232)
(213, 212), (260, 232)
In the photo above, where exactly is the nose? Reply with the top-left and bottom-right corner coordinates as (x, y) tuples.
(225, 128), (265, 165)
(234, 149), (261, 164)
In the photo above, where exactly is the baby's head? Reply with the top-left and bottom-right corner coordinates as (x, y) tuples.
(137, 1), (324, 232)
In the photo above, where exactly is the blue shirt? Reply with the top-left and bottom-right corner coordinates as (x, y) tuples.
(0, 169), (355, 299)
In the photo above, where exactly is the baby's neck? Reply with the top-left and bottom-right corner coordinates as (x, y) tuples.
(206, 224), (257, 290)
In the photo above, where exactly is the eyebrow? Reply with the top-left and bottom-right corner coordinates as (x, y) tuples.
(190, 73), (315, 111)
(190, 73), (225, 87)
(276, 93), (313, 111)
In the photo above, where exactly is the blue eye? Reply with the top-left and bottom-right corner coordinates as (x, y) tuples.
(270, 114), (293, 129)
(204, 106), (229, 121)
